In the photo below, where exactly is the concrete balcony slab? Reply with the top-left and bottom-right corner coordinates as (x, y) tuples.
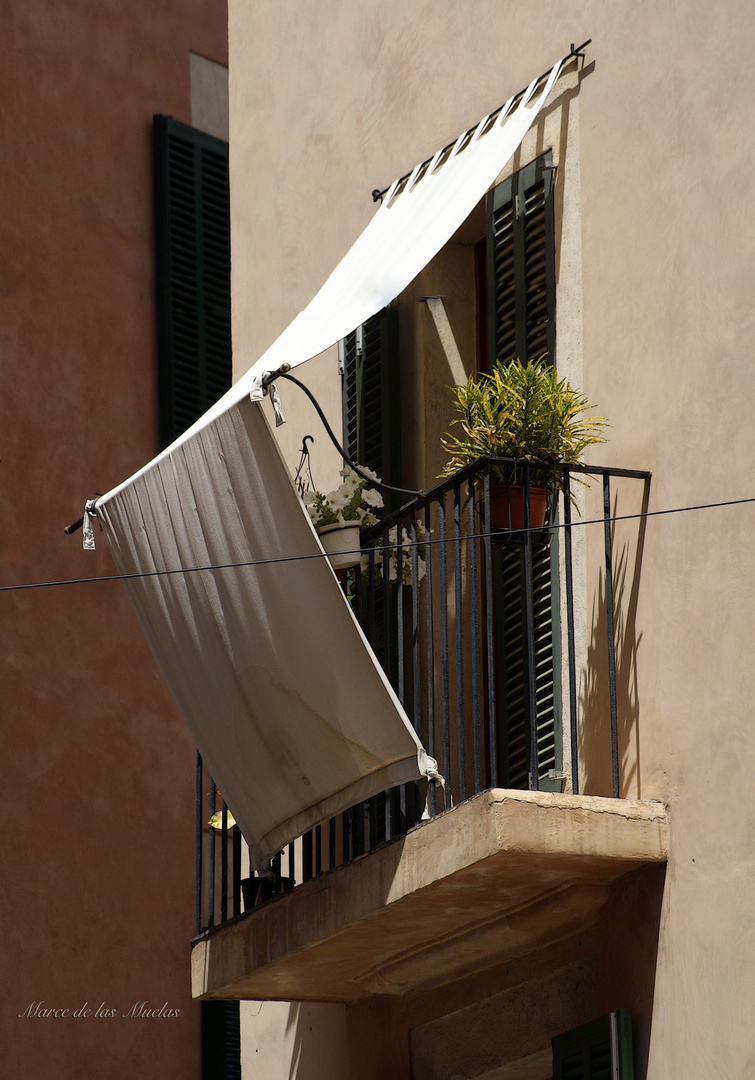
(191, 789), (668, 1003)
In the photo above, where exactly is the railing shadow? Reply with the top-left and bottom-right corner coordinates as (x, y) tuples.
(579, 478), (650, 799)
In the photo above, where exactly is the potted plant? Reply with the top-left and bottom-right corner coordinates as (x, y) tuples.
(440, 357), (608, 529)
(304, 466), (384, 573)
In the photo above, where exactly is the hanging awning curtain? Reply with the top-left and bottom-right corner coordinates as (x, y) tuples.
(95, 55), (566, 869)
(97, 402), (429, 868)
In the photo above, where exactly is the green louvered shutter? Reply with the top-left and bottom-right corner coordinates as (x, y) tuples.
(552, 1011), (635, 1080)
(341, 308), (403, 702)
(341, 307), (401, 498)
(153, 115), (232, 448)
(201, 1000), (241, 1080)
(486, 156), (561, 791)
(495, 544), (562, 789)
(486, 152), (556, 367)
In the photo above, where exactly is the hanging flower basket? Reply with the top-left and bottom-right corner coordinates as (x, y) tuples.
(317, 521), (362, 573)
(301, 466), (385, 578)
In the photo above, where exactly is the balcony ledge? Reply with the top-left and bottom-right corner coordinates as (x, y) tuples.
(191, 789), (668, 1003)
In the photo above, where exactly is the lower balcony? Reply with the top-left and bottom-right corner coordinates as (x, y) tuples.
(191, 458), (664, 1002)
(192, 789), (667, 1001)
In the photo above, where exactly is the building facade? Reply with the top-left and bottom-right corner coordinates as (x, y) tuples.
(195, 4), (755, 1077)
(1, 2), (227, 1076)
(35, 2), (754, 1078)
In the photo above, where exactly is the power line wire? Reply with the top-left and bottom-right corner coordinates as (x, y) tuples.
(2, 493), (754, 595)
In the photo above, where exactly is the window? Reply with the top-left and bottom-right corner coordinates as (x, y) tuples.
(153, 115), (232, 449)
(494, 543), (562, 790)
(202, 1000), (241, 1080)
(485, 155), (562, 791)
(154, 115), (237, 1079)
(485, 151), (556, 369)
(340, 306), (406, 725)
(552, 1010), (635, 1080)
(340, 305), (402, 499)
(340, 156), (562, 795)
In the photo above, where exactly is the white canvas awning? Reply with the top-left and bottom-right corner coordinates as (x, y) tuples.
(95, 55), (566, 868)
(97, 402), (430, 867)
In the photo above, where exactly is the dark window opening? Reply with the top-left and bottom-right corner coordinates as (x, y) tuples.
(153, 115), (232, 449)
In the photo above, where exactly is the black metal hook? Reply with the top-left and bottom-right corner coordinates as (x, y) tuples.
(294, 435), (316, 498)
(264, 368), (424, 500)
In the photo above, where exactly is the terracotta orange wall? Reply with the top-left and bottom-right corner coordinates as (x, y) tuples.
(0, 2), (226, 1076)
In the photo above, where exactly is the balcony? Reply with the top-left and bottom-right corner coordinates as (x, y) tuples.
(191, 459), (667, 1001)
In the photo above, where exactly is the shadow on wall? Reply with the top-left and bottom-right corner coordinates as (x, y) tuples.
(239, 999), (350, 1080)
(285, 1001), (350, 1080)
(596, 861), (667, 1077)
(579, 479), (651, 799)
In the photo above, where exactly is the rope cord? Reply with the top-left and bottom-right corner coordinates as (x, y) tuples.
(8, 494), (755, 594)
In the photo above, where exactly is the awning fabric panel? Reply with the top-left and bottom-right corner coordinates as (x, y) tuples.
(242, 59), (564, 384)
(96, 55), (567, 868)
(97, 398), (428, 868)
(237, 59), (564, 386)
(110, 56), (565, 483)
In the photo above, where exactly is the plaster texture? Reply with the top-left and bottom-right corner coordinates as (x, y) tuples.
(350, 861), (666, 1080)
(0, 3), (227, 1076)
(240, 1000), (350, 1080)
(225, 2), (755, 1076)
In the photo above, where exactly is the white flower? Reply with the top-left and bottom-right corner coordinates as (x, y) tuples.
(362, 487), (384, 508)
(328, 490), (351, 511)
(339, 477), (359, 498)
(357, 465), (380, 483)
(339, 466), (360, 487)
(300, 465), (385, 529)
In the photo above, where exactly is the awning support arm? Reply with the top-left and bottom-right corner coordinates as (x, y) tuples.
(263, 366), (425, 500)
(64, 497), (99, 537)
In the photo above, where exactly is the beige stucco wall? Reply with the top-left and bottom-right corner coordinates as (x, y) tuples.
(240, 1001), (349, 1079)
(229, 2), (755, 1076)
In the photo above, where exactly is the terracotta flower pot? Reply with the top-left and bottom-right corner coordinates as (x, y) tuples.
(488, 485), (548, 531)
(316, 522), (362, 573)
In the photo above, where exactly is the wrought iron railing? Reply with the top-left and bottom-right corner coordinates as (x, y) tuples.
(195, 458), (650, 935)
